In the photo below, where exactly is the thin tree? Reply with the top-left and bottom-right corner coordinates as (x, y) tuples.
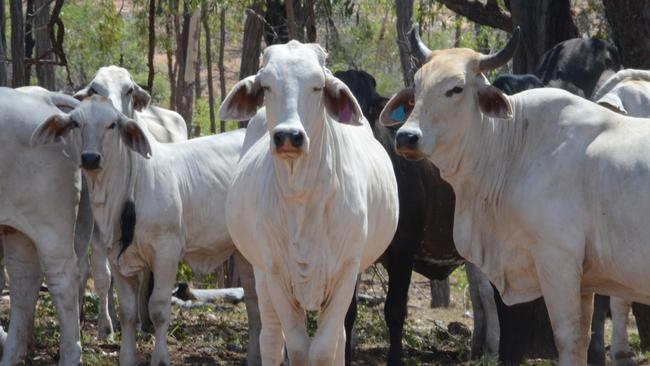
(218, 5), (226, 132)
(34, 0), (55, 89)
(395, 0), (414, 86)
(0, 0), (8, 86)
(10, 0), (25, 87)
(602, 0), (650, 69)
(238, 4), (264, 128)
(146, 0), (156, 92)
(201, 2), (216, 134)
(284, 0), (297, 40)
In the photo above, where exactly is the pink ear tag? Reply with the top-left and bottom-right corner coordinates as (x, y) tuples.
(339, 101), (352, 123)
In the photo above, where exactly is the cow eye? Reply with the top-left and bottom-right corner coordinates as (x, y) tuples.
(126, 87), (134, 96)
(70, 120), (79, 128)
(261, 86), (271, 93)
(313, 86), (323, 92)
(87, 88), (96, 96)
(445, 86), (464, 97)
(108, 122), (117, 130)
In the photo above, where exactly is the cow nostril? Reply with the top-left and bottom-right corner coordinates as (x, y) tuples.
(289, 132), (304, 148)
(396, 132), (420, 149)
(273, 132), (285, 148)
(407, 134), (419, 145)
(81, 153), (102, 170)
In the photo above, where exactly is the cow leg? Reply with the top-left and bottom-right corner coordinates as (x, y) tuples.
(138, 270), (154, 334)
(38, 235), (82, 366)
(537, 257), (587, 366)
(234, 253), (261, 366)
(579, 293), (595, 362)
(112, 268), (141, 366)
(89, 228), (113, 340)
(384, 250), (415, 365)
(1, 232), (42, 366)
(588, 295), (609, 366)
(466, 262), (499, 358)
(74, 182), (93, 324)
(344, 280), (359, 366)
(254, 267), (286, 365)
(149, 251), (180, 366)
(610, 297), (636, 366)
(310, 264), (359, 366)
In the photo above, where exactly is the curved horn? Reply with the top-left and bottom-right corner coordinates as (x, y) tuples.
(479, 26), (521, 71)
(408, 23), (432, 63)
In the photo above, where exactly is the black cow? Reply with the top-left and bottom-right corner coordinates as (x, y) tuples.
(535, 37), (622, 98)
(491, 73), (544, 95)
(335, 69), (463, 366)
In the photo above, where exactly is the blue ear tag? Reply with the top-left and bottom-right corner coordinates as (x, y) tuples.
(390, 105), (406, 122)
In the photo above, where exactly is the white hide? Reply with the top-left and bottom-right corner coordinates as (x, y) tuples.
(220, 41), (398, 365)
(390, 47), (650, 366)
(32, 97), (260, 366)
(0, 88), (82, 365)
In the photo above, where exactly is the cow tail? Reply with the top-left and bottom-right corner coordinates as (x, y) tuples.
(118, 200), (136, 258)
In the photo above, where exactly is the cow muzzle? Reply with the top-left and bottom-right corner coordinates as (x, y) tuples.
(272, 127), (307, 159)
(81, 152), (103, 170)
(395, 130), (425, 161)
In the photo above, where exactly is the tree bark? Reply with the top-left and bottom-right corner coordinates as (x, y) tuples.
(10, 0), (25, 87)
(437, 0), (512, 32)
(304, 0), (316, 42)
(34, 0), (54, 89)
(430, 278), (450, 308)
(0, 0), (9, 86)
(218, 6), (226, 132)
(284, 0), (297, 40)
(24, 0), (35, 84)
(395, 0), (414, 86)
(165, 11), (176, 109)
(202, 4), (216, 134)
(602, 0), (650, 69)
(146, 0), (156, 92)
(238, 3), (265, 128)
(194, 24), (201, 102)
(175, 5), (200, 136)
(509, 0), (578, 73)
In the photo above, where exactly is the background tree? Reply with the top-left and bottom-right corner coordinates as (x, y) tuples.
(10, 0), (25, 87)
(602, 0), (650, 69)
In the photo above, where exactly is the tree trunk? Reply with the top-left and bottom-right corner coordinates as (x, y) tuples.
(10, 0), (25, 87)
(34, 0), (54, 89)
(238, 3), (264, 128)
(24, 0), (35, 84)
(284, 0), (297, 40)
(304, 0), (316, 42)
(194, 25), (201, 102)
(202, 4), (216, 134)
(395, 0), (414, 86)
(165, 12), (176, 109)
(218, 6), (226, 132)
(602, 0), (650, 69)
(0, 0), (8, 86)
(430, 278), (450, 308)
(175, 5), (200, 136)
(509, 0), (578, 73)
(146, 0), (156, 92)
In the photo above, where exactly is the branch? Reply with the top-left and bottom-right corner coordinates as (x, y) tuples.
(436, 0), (512, 32)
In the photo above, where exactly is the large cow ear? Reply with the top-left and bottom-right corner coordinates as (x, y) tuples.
(218, 75), (263, 121)
(324, 73), (363, 125)
(118, 116), (152, 159)
(597, 93), (627, 115)
(31, 114), (76, 146)
(477, 85), (513, 119)
(379, 88), (414, 126)
(132, 83), (151, 112)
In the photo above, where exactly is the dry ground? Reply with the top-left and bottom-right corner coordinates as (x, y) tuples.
(1, 266), (648, 365)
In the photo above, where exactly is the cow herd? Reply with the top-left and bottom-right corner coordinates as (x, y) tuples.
(0, 22), (649, 366)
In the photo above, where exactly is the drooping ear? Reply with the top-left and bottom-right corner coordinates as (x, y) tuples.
(324, 72), (363, 125)
(379, 88), (415, 126)
(218, 75), (263, 121)
(31, 114), (75, 146)
(132, 83), (151, 112)
(597, 93), (627, 115)
(117, 115), (152, 159)
(477, 85), (513, 119)
(73, 86), (90, 101)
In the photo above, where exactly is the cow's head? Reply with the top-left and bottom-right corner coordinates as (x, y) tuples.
(381, 24), (519, 163)
(74, 65), (151, 119)
(32, 96), (151, 171)
(218, 40), (363, 159)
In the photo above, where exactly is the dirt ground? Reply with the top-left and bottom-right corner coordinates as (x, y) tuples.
(0, 266), (648, 365)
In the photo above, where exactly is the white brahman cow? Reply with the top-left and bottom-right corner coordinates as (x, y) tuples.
(0, 88), (81, 365)
(73, 65), (188, 340)
(32, 96), (260, 366)
(382, 25), (650, 366)
(592, 68), (650, 366)
(218, 40), (399, 365)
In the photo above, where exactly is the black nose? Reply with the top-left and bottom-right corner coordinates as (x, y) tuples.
(395, 131), (420, 150)
(81, 153), (102, 170)
(273, 130), (305, 149)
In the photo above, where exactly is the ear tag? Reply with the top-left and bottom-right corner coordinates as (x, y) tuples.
(339, 101), (352, 123)
(390, 104), (406, 122)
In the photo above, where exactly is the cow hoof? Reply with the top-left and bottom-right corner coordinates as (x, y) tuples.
(612, 350), (637, 366)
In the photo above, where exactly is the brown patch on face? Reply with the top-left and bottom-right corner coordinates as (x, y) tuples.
(273, 140), (303, 159)
(396, 147), (426, 161)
